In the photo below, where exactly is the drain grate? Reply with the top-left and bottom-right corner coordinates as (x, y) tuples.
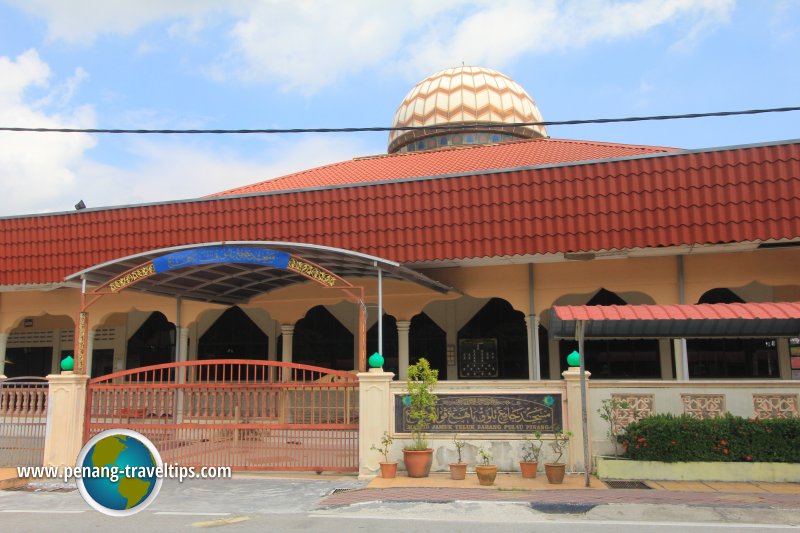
(604, 480), (651, 490)
(329, 488), (354, 495)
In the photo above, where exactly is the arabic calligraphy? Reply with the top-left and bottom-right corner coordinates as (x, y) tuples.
(108, 263), (156, 292)
(152, 246), (290, 273)
(395, 394), (563, 433)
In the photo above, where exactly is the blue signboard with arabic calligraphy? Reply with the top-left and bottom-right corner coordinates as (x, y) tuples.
(152, 246), (290, 273)
(394, 393), (563, 433)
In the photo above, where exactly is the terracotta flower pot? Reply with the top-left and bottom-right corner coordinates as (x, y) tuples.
(545, 462), (566, 484)
(403, 449), (433, 478)
(449, 462), (467, 480)
(379, 462), (398, 479)
(475, 465), (497, 486)
(519, 461), (538, 479)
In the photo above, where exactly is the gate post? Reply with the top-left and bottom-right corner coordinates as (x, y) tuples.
(43, 371), (89, 469)
(562, 367), (591, 474)
(357, 368), (394, 479)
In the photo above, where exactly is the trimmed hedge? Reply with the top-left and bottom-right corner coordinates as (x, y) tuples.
(619, 414), (800, 463)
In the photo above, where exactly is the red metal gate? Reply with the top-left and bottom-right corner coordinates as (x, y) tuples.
(85, 360), (359, 472)
(0, 377), (48, 467)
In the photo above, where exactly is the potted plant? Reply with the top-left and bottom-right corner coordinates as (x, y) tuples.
(597, 397), (631, 457)
(545, 429), (573, 484)
(402, 358), (438, 477)
(370, 431), (397, 478)
(449, 435), (467, 480)
(475, 447), (497, 486)
(519, 431), (543, 478)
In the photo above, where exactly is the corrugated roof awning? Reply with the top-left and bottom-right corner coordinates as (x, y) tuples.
(65, 241), (454, 305)
(549, 302), (800, 340)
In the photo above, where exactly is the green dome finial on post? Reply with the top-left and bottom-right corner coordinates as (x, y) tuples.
(368, 352), (384, 369)
(566, 350), (581, 367)
(61, 355), (75, 372)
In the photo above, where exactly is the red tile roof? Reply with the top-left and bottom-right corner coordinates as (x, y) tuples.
(213, 138), (679, 196)
(553, 302), (800, 322)
(550, 302), (800, 338)
(1, 139), (799, 286)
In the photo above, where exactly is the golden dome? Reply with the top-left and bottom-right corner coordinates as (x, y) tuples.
(388, 66), (547, 153)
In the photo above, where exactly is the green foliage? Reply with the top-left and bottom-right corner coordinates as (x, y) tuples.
(597, 397), (631, 457)
(452, 435), (467, 464)
(404, 358), (439, 451)
(478, 446), (493, 466)
(550, 430), (573, 464)
(521, 431), (543, 463)
(619, 413), (800, 463)
(370, 431), (394, 463)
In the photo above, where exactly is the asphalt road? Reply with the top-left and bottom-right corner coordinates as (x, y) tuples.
(0, 477), (797, 532)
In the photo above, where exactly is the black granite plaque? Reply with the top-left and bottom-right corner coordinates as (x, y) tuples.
(458, 338), (498, 378)
(394, 393), (563, 433)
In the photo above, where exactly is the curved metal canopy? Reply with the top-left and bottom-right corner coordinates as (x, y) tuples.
(65, 241), (453, 305)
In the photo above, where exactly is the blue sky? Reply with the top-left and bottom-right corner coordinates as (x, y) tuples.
(0, 0), (798, 216)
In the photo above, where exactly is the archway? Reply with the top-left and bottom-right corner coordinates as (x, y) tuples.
(458, 298), (528, 379)
(294, 306), (354, 371)
(126, 312), (175, 369)
(198, 306), (269, 360)
(557, 289), (661, 378)
(686, 288), (779, 378)
(367, 315), (398, 375)
(409, 312), (447, 380)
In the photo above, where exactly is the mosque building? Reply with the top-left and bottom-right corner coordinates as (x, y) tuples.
(2, 65), (800, 384)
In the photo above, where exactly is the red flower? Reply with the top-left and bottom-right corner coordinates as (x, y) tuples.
(720, 440), (727, 445)
(745, 455), (753, 461)
(637, 437), (646, 442)
(723, 449), (729, 454)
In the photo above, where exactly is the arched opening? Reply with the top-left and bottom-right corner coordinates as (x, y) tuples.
(558, 289), (661, 378)
(198, 306), (269, 361)
(293, 306), (354, 371)
(126, 312), (175, 369)
(538, 324), (550, 379)
(4, 314), (74, 378)
(367, 315), (398, 375)
(458, 298), (528, 379)
(409, 312), (447, 380)
(686, 289), (779, 378)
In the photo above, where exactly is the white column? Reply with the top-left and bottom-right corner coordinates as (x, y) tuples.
(268, 321), (278, 361)
(396, 320), (411, 380)
(549, 339), (561, 380)
(177, 327), (189, 363)
(674, 338), (689, 381)
(777, 338), (791, 379)
(658, 338), (674, 379)
(524, 316), (541, 380)
(0, 332), (8, 378)
(445, 303), (458, 380)
(51, 329), (62, 374)
(281, 324), (294, 381)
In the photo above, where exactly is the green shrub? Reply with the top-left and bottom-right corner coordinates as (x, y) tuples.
(619, 413), (800, 463)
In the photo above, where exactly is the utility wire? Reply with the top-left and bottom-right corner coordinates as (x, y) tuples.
(0, 106), (798, 135)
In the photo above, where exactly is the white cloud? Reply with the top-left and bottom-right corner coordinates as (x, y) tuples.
(5, 0), (246, 45)
(73, 135), (377, 209)
(0, 50), (97, 216)
(8, 1), (735, 92)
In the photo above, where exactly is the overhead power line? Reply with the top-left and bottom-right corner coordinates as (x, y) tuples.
(0, 106), (798, 135)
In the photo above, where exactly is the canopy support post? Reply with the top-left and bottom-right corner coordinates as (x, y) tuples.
(577, 319), (591, 487)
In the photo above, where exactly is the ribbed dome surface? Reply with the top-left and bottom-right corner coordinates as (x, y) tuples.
(388, 66), (547, 153)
